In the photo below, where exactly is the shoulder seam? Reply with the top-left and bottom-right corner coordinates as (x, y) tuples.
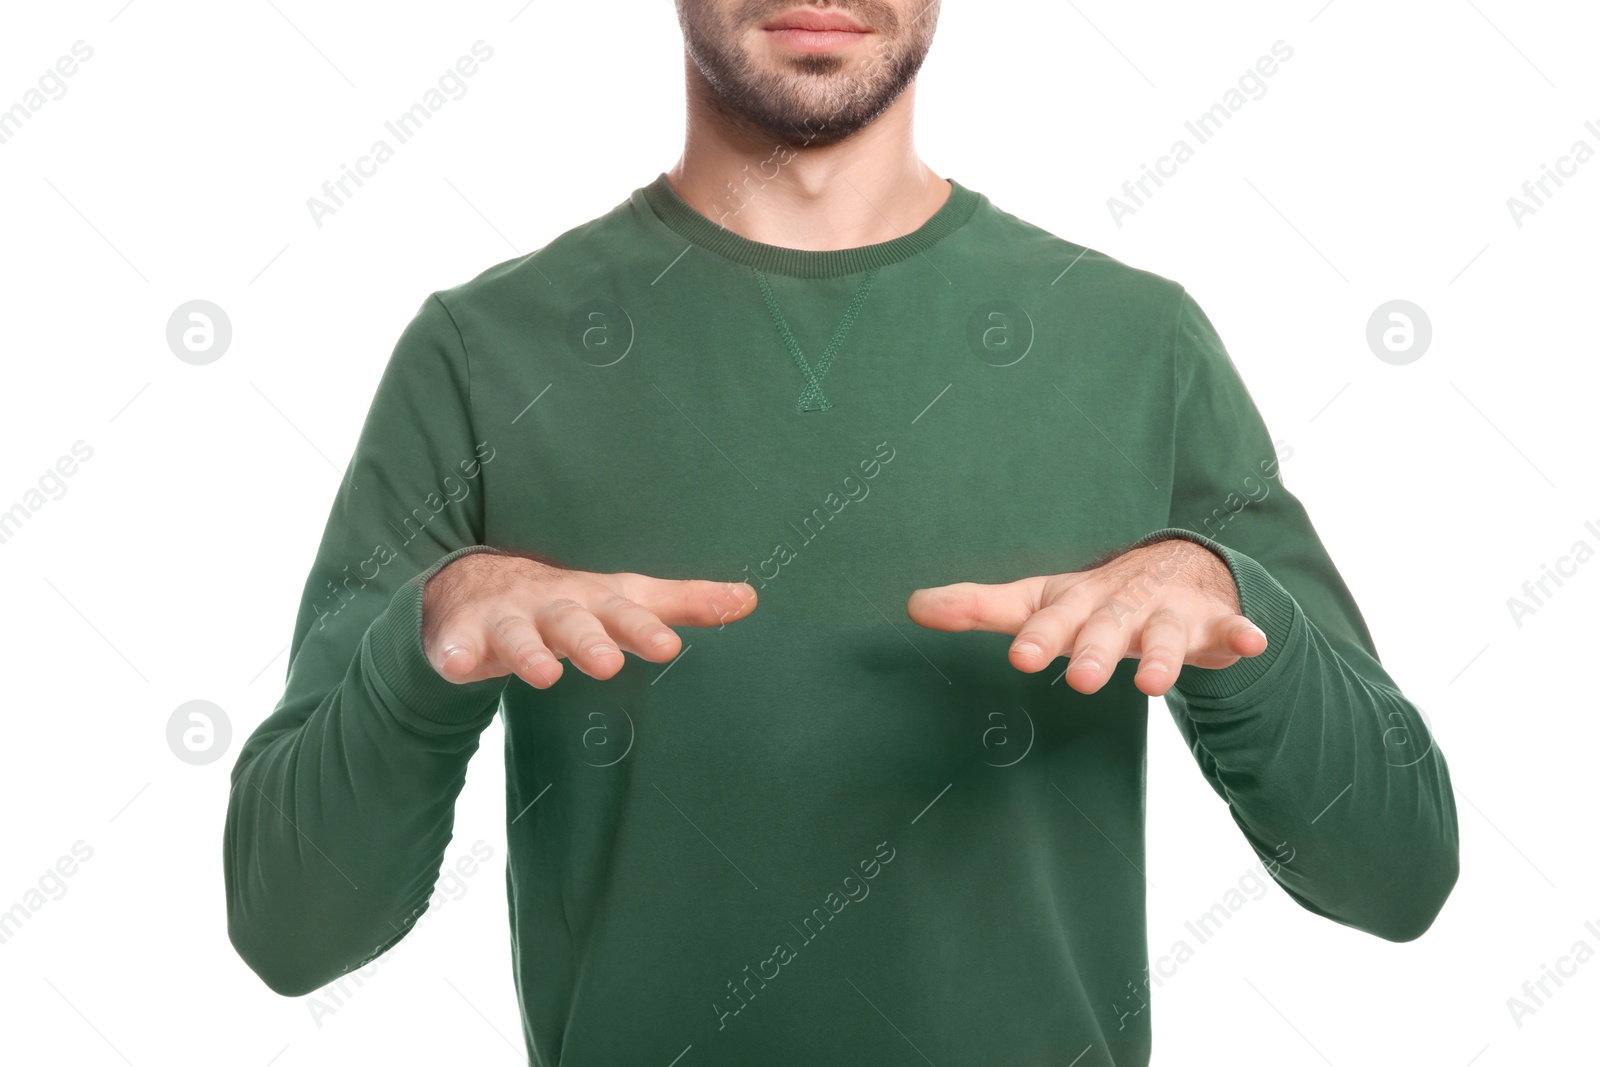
(429, 291), (473, 412)
(1164, 284), (1189, 530)
(426, 292), (486, 544)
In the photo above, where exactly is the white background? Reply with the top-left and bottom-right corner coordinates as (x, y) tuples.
(1, 1), (1595, 1064)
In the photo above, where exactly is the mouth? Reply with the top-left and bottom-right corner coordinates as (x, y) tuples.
(761, 7), (873, 52)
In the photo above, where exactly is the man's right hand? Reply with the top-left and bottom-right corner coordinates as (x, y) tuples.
(421, 552), (758, 689)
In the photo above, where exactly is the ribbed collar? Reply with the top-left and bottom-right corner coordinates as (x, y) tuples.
(636, 171), (982, 279)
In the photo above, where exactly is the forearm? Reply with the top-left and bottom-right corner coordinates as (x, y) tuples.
(224, 550), (507, 995)
(1146, 530), (1460, 942)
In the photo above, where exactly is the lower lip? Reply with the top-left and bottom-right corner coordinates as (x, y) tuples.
(764, 27), (870, 52)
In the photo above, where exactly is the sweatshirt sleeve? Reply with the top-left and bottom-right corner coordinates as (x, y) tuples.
(223, 292), (512, 996)
(1123, 287), (1459, 943)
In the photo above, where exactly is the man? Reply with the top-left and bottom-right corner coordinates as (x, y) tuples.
(223, 2), (1459, 1063)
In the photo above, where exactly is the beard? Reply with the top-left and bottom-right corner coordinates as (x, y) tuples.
(678, 0), (940, 147)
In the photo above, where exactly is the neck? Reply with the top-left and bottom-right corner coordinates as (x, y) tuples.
(666, 64), (951, 252)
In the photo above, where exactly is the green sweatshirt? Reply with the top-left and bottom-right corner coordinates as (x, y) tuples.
(224, 172), (1458, 1065)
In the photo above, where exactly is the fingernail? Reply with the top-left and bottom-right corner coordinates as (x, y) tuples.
(650, 630), (675, 647)
(588, 643), (618, 658)
(1013, 641), (1042, 658)
(1071, 657), (1101, 672)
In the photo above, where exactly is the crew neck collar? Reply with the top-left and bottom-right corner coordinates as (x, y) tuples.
(636, 171), (982, 280)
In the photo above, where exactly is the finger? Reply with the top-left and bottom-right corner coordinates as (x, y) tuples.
(1229, 617), (1269, 657)
(906, 574), (1050, 634)
(428, 605), (521, 684)
(427, 620), (488, 682)
(1061, 603), (1138, 695)
(609, 574), (758, 629)
(586, 592), (683, 662)
(534, 598), (626, 680)
(478, 611), (563, 690)
(1188, 613), (1267, 668)
(1132, 608), (1189, 697)
(1008, 599), (1087, 673)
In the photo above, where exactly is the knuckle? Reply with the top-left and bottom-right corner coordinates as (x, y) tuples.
(1087, 600), (1123, 622)
(491, 613), (527, 634)
(512, 641), (550, 666)
(1145, 606), (1185, 628)
(590, 592), (639, 616)
(1029, 604), (1072, 632)
(540, 596), (586, 620)
(1059, 581), (1101, 610)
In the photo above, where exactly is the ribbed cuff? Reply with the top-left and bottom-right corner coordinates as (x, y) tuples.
(363, 544), (511, 731)
(1122, 527), (1300, 702)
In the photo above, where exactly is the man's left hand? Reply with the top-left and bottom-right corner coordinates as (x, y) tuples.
(905, 538), (1268, 696)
